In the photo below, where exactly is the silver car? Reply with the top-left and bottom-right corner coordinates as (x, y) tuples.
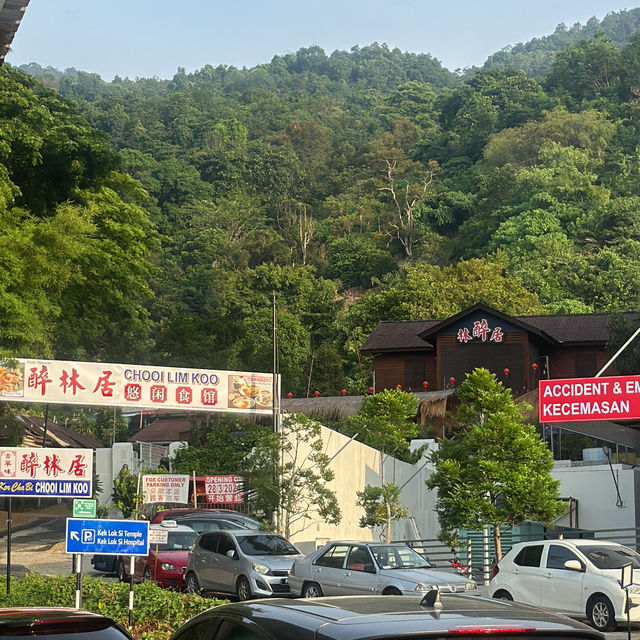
(185, 530), (304, 600)
(289, 541), (478, 597)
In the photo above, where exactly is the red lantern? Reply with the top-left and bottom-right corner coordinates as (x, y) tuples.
(532, 363), (538, 370)
(504, 368), (510, 376)
(449, 377), (455, 384)
(286, 392), (293, 399)
(422, 381), (429, 389)
(396, 384), (402, 390)
(340, 389), (347, 396)
(368, 386), (375, 394)
(314, 390), (320, 397)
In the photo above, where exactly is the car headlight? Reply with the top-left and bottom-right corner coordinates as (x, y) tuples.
(628, 584), (640, 594)
(252, 562), (271, 575)
(160, 563), (177, 570)
(414, 583), (431, 591)
(465, 582), (478, 591)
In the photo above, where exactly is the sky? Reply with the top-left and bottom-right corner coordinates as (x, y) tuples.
(6, 0), (640, 81)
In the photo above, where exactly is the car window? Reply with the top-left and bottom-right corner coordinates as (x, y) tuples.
(371, 545), (430, 569)
(578, 544), (640, 569)
(236, 534), (298, 556)
(215, 621), (262, 640)
(153, 531), (197, 551)
(546, 544), (583, 570)
(315, 544), (350, 568)
(513, 544), (544, 567)
(217, 534), (237, 556)
(172, 619), (214, 640)
(198, 533), (220, 553)
(347, 546), (376, 573)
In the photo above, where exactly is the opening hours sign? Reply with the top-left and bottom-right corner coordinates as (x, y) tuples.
(0, 358), (276, 414)
(539, 375), (640, 423)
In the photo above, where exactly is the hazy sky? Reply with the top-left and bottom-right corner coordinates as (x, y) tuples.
(6, 1), (639, 80)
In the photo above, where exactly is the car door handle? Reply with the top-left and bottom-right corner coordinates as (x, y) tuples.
(313, 568), (321, 573)
(344, 572), (351, 576)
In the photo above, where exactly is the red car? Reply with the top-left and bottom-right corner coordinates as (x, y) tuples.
(117, 522), (197, 589)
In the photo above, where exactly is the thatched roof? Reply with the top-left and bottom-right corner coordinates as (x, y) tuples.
(282, 390), (455, 426)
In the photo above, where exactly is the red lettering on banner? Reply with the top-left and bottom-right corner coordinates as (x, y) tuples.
(150, 385), (167, 403)
(44, 454), (64, 476)
(59, 368), (86, 395)
(93, 371), (115, 397)
(202, 388), (217, 405)
(457, 328), (472, 343)
(176, 387), (193, 405)
(27, 366), (52, 395)
(124, 383), (142, 402)
(20, 452), (39, 477)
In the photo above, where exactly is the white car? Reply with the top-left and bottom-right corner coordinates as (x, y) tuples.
(489, 538), (640, 632)
(289, 541), (478, 597)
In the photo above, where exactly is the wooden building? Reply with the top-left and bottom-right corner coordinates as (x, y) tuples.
(361, 303), (640, 396)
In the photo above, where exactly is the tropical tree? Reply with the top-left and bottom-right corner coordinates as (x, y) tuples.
(111, 465), (141, 519)
(356, 482), (408, 543)
(427, 368), (564, 560)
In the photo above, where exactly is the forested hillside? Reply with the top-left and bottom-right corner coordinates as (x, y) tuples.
(3, 13), (640, 396)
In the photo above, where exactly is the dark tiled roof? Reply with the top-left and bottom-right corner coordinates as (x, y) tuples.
(16, 415), (103, 449)
(361, 308), (640, 353)
(131, 417), (192, 443)
(360, 320), (438, 353)
(0, 1), (29, 64)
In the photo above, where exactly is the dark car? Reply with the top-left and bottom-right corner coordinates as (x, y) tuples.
(151, 508), (262, 530)
(0, 608), (133, 639)
(167, 593), (605, 640)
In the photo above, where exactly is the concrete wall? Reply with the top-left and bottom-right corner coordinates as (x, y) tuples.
(552, 462), (639, 545)
(286, 427), (440, 554)
(95, 443), (136, 507)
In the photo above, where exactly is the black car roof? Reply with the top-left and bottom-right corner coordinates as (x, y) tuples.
(0, 608), (129, 636)
(180, 595), (603, 640)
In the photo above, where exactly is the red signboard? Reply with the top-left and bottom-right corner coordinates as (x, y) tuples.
(204, 475), (244, 504)
(539, 375), (640, 423)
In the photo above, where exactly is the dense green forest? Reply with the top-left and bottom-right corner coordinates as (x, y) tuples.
(3, 9), (640, 398)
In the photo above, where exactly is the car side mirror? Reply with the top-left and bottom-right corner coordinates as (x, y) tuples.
(226, 549), (237, 559)
(564, 559), (584, 572)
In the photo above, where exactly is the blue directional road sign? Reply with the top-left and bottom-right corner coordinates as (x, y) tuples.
(65, 518), (149, 556)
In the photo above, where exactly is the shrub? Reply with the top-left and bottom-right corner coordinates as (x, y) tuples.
(0, 575), (226, 640)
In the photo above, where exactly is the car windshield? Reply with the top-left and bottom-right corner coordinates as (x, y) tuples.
(370, 545), (432, 569)
(578, 544), (640, 570)
(237, 534), (298, 556)
(153, 531), (197, 551)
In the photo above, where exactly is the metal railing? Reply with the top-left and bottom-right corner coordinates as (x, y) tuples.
(399, 526), (640, 585)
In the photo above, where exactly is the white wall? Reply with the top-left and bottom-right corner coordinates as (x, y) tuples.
(552, 462), (639, 545)
(286, 426), (440, 554)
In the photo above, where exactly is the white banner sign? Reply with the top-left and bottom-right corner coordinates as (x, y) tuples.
(142, 474), (190, 504)
(149, 528), (169, 545)
(0, 359), (276, 413)
(0, 447), (92, 498)
(205, 475), (244, 504)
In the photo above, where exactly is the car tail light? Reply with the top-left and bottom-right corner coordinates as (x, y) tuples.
(448, 627), (536, 635)
(491, 563), (499, 579)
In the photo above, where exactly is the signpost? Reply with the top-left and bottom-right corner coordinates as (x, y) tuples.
(73, 499), (96, 519)
(66, 518), (149, 623)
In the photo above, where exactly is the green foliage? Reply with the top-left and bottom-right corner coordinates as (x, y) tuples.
(428, 369), (564, 558)
(277, 413), (341, 538)
(111, 465), (141, 519)
(347, 389), (418, 462)
(0, 574), (221, 640)
(356, 482), (408, 542)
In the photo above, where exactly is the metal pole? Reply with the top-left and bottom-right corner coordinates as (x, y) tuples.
(128, 556), (135, 626)
(483, 526), (490, 586)
(74, 554), (82, 608)
(596, 325), (640, 378)
(6, 497), (11, 594)
(192, 471), (197, 508)
(42, 404), (49, 447)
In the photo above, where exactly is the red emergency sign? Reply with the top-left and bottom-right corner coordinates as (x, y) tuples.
(539, 375), (640, 423)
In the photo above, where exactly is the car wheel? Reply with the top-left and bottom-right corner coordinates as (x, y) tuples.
(143, 566), (153, 581)
(185, 572), (201, 594)
(383, 587), (402, 595)
(236, 576), (252, 601)
(492, 590), (513, 601)
(587, 595), (616, 632)
(117, 560), (127, 583)
(302, 582), (324, 598)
